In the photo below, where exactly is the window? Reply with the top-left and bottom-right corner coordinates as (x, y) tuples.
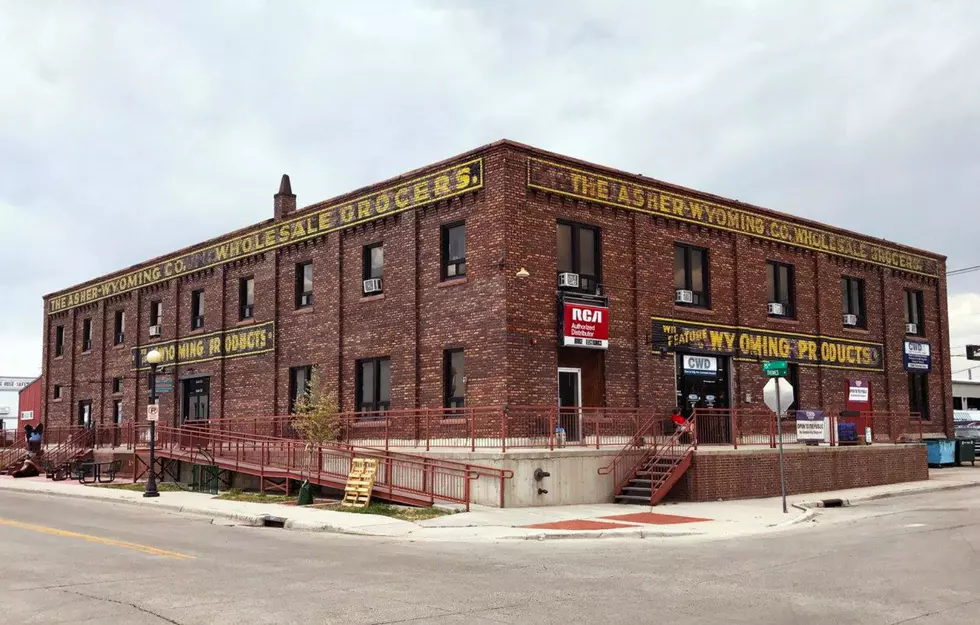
(55, 325), (64, 357)
(674, 244), (710, 307)
(908, 373), (930, 420)
(841, 277), (866, 328)
(191, 290), (205, 329)
(766, 261), (795, 317)
(441, 222), (466, 280)
(785, 364), (800, 412)
(239, 277), (255, 320)
(557, 222), (601, 293)
(356, 357), (391, 414)
(78, 400), (92, 427)
(82, 318), (92, 352)
(112, 377), (123, 394)
(362, 243), (384, 295)
(149, 301), (163, 328)
(53, 385), (62, 400)
(295, 262), (313, 307)
(905, 290), (924, 336)
(114, 310), (125, 345)
(444, 349), (465, 409)
(113, 399), (123, 425)
(954, 397), (963, 410)
(289, 365), (313, 413)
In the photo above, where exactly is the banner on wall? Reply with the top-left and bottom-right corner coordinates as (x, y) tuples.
(903, 341), (932, 372)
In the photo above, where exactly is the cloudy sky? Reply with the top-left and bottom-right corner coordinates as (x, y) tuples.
(1, 1), (979, 380)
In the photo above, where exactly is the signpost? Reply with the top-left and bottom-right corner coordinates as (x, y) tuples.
(763, 372), (795, 514)
(146, 404), (159, 422)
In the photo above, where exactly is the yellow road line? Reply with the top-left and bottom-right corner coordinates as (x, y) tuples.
(0, 518), (194, 560)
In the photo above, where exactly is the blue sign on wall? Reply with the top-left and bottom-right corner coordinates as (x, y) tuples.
(903, 341), (932, 372)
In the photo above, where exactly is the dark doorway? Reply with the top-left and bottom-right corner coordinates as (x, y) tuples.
(181, 377), (211, 423)
(77, 400), (92, 428)
(675, 354), (731, 443)
(558, 368), (582, 442)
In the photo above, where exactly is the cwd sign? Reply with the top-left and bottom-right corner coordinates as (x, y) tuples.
(561, 302), (609, 349)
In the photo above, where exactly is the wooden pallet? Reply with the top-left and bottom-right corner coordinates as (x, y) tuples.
(342, 458), (378, 508)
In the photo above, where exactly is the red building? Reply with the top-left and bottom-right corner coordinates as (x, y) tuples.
(17, 378), (42, 429)
(39, 140), (953, 442)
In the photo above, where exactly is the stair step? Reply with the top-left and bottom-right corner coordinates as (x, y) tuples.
(622, 486), (652, 494)
(615, 494), (651, 503)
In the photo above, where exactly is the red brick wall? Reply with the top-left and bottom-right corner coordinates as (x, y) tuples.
(668, 445), (928, 502)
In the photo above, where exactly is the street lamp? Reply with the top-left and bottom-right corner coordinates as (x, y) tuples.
(143, 348), (162, 498)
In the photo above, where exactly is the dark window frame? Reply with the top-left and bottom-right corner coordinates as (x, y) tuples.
(674, 244), (711, 308)
(81, 318), (92, 352)
(556, 221), (602, 293)
(356, 357), (391, 415)
(443, 348), (465, 409)
(904, 289), (925, 336)
(841, 276), (866, 328)
(288, 365), (313, 414)
(149, 300), (163, 328)
(908, 373), (930, 420)
(112, 377), (123, 394)
(766, 260), (796, 318)
(55, 325), (64, 357)
(440, 222), (467, 281)
(190, 289), (205, 330)
(113, 399), (123, 425)
(77, 399), (92, 427)
(239, 276), (255, 320)
(113, 309), (125, 345)
(53, 384), (62, 400)
(295, 261), (314, 308)
(362, 242), (384, 294)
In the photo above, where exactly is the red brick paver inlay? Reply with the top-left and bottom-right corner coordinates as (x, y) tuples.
(522, 519), (639, 531)
(600, 512), (710, 525)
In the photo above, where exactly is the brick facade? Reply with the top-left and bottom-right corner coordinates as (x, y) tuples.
(40, 140), (953, 439)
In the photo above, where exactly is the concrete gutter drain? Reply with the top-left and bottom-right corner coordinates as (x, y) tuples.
(262, 516), (287, 528)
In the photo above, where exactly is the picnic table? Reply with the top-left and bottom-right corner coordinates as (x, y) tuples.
(71, 459), (122, 484)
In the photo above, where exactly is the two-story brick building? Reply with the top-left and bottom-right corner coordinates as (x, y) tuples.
(40, 140), (953, 441)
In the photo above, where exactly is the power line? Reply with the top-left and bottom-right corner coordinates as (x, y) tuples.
(948, 264), (980, 277)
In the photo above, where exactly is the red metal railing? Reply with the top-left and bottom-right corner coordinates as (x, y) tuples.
(136, 425), (513, 510)
(597, 417), (675, 494)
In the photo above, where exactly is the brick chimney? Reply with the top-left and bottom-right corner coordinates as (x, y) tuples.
(274, 174), (296, 220)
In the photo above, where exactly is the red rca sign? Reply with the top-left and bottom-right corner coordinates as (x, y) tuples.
(562, 302), (609, 349)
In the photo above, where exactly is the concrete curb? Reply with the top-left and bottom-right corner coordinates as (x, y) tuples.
(794, 480), (980, 509)
(512, 528), (703, 541)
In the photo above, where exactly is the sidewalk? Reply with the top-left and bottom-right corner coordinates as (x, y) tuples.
(2, 468), (978, 542)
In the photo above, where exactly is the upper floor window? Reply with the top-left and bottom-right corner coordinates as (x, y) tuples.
(441, 222), (466, 280)
(149, 301), (163, 333)
(557, 222), (600, 293)
(905, 289), (924, 336)
(841, 276), (866, 328)
(81, 318), (92, 352)
(239, 277), (255, 320)
(766, 261), (795, 318)
(55, 325), (64, 357)
(288, 365), (313, 413)
(112, 377), (123, 394)
(191, 290), (205, 329)
(356, 357), (391, 414)
(113, 310), (125, 345)
(444, 349), (465, 409)
(53, 384), (62, 400)
(674, 244), (710, 307)
(363, 243), (384, 295)
(296, 262), (313, 308)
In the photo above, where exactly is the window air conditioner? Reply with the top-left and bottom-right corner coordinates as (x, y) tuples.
(115, 333), (125, 344)
(192, 316), (205, 330)
(905, 323), (917, 334)
(363, 278), (383, 294)
(149, 325), (161, 337)
(558, 272), (580, 288)
(675, 289), (694, 304)
(242, 305), (254, 319)
(843, 314), (858, 327)
(767, 302), (785, 316)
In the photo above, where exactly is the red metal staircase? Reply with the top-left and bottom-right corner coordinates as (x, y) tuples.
(598, 416), (696, 506)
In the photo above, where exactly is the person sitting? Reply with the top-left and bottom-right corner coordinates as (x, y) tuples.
(12, 455), (41, 479)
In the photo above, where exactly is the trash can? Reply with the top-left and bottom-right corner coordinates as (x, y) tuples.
(954, 439), (976, 466)
(926, 440), (956, 467)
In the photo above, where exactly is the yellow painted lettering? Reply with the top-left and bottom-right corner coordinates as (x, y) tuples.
(394, 188), (410, 208)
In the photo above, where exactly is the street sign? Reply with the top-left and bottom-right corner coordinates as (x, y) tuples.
(762, 360), (788, 377)
(154, 379), (174, 394)
(146, 404), (159, 422)
(968, 345), (980, 361)
(763, 377), (795, 415)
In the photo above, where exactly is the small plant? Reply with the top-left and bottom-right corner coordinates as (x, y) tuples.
(291, 368), (340, 502)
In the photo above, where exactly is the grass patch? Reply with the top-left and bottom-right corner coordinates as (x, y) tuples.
(212, 488), (294, 504)
(91, 482), (184, 492)
(315, 502), (452, 522)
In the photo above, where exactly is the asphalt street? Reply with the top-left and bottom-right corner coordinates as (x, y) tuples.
(1, 488), (979, 624)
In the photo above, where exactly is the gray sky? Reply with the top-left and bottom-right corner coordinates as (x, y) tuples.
(2, 1), (979, 379)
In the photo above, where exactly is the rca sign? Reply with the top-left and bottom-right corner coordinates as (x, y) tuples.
(561, 302), (609, 349)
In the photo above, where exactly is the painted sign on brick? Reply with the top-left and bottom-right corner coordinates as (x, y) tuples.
(651, 317), (884, 371)
(529, 158), (940, 277)
(49, 159), (483, 315)
(132, 321), (274, 370)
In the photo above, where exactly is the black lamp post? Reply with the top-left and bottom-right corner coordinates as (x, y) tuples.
(143, 348), (162, 498)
